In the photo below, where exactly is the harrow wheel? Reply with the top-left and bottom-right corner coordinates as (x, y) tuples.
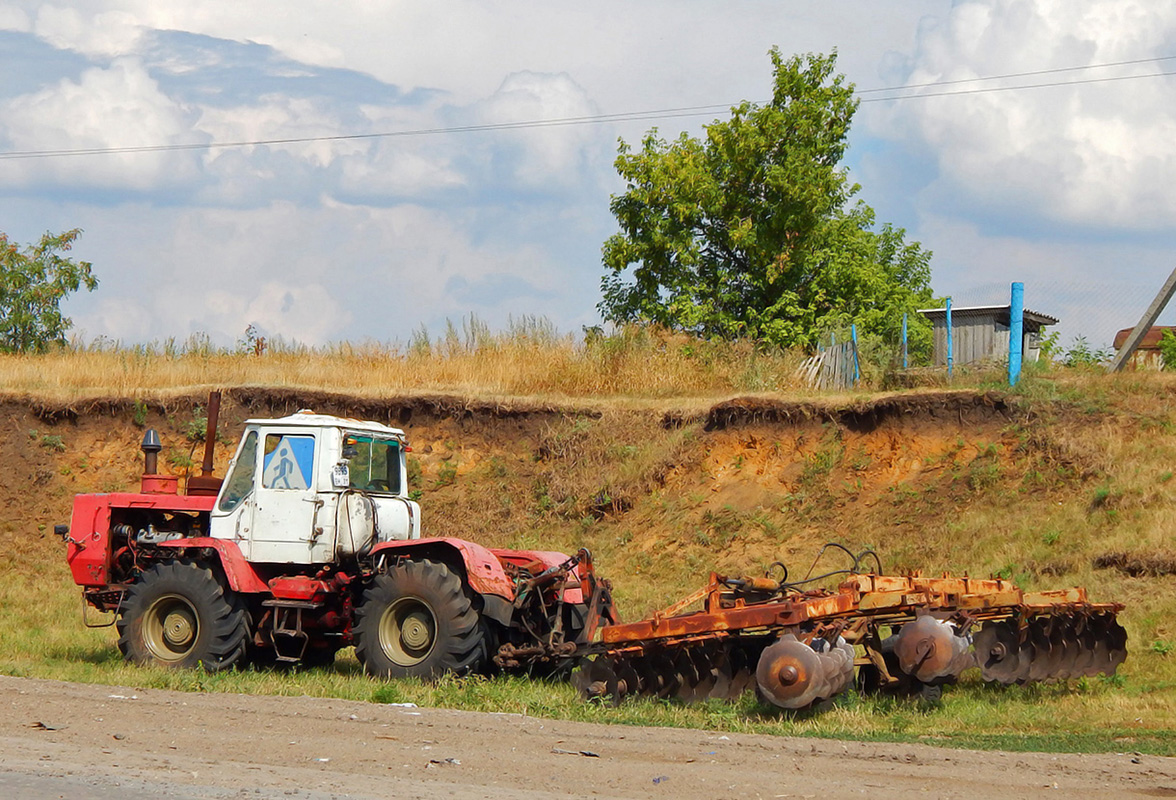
(355, 559), (487, 681)
(117, 560), (248, 671)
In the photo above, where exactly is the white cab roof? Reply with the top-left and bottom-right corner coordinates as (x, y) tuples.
(244, 411), (405, 438)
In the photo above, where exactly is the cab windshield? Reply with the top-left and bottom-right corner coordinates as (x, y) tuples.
(344, 434), (402, 494)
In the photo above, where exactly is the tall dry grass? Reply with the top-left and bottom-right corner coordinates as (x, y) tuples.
(5, 320), (809, 402)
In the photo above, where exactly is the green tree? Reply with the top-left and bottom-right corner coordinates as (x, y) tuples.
(600, 49), (933, 353)
(0, 228), (98, 353)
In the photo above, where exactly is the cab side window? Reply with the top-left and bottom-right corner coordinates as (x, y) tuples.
(218, 431), (258, 512)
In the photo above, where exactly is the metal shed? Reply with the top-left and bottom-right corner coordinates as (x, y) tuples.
(917, 304), (1059, 368)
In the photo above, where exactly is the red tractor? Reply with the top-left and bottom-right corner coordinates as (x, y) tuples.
(60, 395), (615, 677)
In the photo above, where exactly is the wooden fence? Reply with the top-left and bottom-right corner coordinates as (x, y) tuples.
(797, 340), (858, 391)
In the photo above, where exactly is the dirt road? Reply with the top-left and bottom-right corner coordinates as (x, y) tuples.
(0, 675), (1171, 799)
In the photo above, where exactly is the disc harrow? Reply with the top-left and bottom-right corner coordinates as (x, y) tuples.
(568, 549), (1127, 711)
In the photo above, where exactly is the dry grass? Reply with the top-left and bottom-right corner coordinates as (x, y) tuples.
(8, 323), (809, 403)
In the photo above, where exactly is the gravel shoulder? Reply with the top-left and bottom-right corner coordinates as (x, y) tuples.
(0, 675), (1172, 799)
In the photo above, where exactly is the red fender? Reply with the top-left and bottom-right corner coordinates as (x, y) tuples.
(369, 537), (515, 598)
(368, 537), (525, 626)
(159, 537), (270, 594)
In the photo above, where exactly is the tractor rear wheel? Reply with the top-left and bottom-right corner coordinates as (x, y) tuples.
(355, 560), (486, 680)
(117, 560), (248, 671)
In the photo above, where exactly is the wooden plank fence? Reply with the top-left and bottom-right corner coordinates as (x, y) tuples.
(797, 340), (858, 390)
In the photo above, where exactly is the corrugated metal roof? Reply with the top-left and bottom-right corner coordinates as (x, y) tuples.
(916, 304), (1059, 326)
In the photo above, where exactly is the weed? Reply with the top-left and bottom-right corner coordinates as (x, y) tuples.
(167, 450), (194, 470)
(434, 460), (458, 488)
(1152, 640), (1173, 656)
(39, 434), (65, 452)
(406, 456), (422, 487)
(1041, 530), (1060, 546)
(132, 399), (148, 427)
(181, 407), (208, 442)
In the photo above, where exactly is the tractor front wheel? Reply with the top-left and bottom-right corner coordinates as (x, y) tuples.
(355, 560), (486, 680)
(117, 560), (248, 671)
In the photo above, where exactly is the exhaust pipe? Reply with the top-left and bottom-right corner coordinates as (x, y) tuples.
(187, 390), (224, 496)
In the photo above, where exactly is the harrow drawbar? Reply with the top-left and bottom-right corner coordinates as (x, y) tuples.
(570, 551), (1127, 711)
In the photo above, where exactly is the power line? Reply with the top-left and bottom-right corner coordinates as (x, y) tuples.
(860, 67), (1176, 103)
(856, 53), (1176, 94)
(2, 56), (1174, 161)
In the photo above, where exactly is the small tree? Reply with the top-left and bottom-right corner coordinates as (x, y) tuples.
(0, 229), (98, 353)
(600, 49), (933, 354)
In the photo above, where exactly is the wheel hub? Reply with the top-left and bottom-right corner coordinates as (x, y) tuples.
(143, 595), (200, 663)
(400, 611), (432, 650)
(163, 611), (195, 648)
(380, 598), (437, 666)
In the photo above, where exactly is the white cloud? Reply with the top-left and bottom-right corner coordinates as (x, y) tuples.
(201, 282), (349, 345)
(196, 96), (365, 170)
(879, 0), (1176, 230)
(33, 5), (143, 57)
(0, 57), (201, 189)
(52, 199), (581, 347)
(0, 3), (30, 31)
(466, 71), (604, 190)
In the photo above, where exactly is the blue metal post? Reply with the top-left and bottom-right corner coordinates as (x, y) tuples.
(851, 323), (860, 385)
(945, 298), (953, 379)
(901, 313), (908, 370)
(1009, 281), (1024, 386)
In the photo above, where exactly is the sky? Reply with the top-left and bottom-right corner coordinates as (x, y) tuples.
(2, 0), (1175, 351)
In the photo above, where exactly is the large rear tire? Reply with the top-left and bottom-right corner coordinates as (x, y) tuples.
(117, 560), (248, 671)
(355, 560), (486, 680)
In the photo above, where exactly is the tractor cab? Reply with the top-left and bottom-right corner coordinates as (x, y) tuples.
(209, 411), (420, 563)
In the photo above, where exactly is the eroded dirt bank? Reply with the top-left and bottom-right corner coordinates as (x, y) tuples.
(0, 675), (1170, 800)
(1, 387), (1028, 596)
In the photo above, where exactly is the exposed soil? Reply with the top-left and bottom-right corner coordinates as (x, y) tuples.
(2, 675), (1173, 800)
(1, 388), (1032, 570)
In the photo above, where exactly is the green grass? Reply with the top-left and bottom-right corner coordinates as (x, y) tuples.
(4, 629), (1173, 754)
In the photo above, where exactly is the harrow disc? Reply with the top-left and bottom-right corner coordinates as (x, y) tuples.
(615, 657), (642, 700)
(689, 646), (719, 700)
(713, 643), (757, 701)
(893, 615), (974, 683)
(973, 621), (1024, 684)
(1026, 619), (1057, 683)
(1070, 617), (1098, 677)
(571, 658), (619, 703)
(755, 634), (854, 710)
